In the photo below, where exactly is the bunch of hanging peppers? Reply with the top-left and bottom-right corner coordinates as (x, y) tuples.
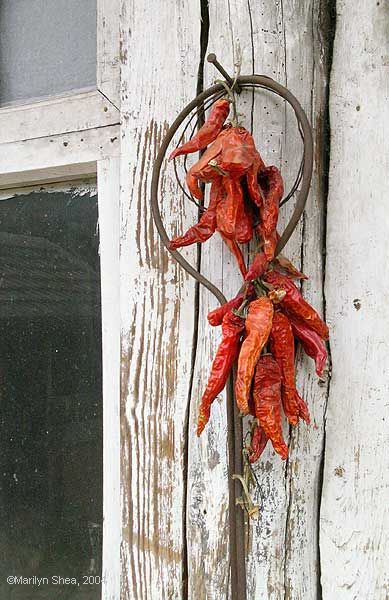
(169, 97), (328, 463)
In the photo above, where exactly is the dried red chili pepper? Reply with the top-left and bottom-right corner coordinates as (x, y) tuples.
(217, 177), (242, 239)
(235, 296), (274, 414)
(207, 285), (253, 326)
(256, 166), (284, 261)
(296, 392), (310, 423)
(253, 354), (288, 459)
(169, 177), (223, 249)
(235, 196), (254, 244)
(186, 128), (231, 200)
(246, 159), (265, 208)
(197, 311), (245, 435)
(248, 421), (268, 463)
(265, 270), (329, 340)
(287, 313), (327, 377)
(169, 98), (231, 160)
(245, 250), (269, 281)
(188, 126), (263, 201)
(270, 311), (304, 425)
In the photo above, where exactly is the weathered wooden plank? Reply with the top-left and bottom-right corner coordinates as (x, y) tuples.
(0, 125), (120, 181)
(185, 1), (332, 599)
(321, 2), (389, 598)
(98, 158), (121, 600)
(119, 2), (201, 599)
(0, 90), (119, 145)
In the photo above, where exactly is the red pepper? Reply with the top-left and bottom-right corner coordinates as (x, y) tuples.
(256, 166), (283, 261)
(217, 177), (242, 239)
(197, 310), (245, 435)
(246, 159), (265, 208)
(248, 421), (268, 463)
(235, 196), (254, 244)
(169, 98), (230, 160)
(186, 128), (231, 200)
(207, 285), (253, 326)
(287, 312), (327, 377)
(235, 297), (274, 414)
(169, 177), (223, 249)
(245, 250), (269, 281)
(265, 270), (329, 340)
(253, 355), (288, 459)
(270, 311), (304, 425)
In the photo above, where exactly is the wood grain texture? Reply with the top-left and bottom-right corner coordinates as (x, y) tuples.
(321, 1), (389, 598)
(0, 90), (119, 145)
(184, 1), (332, 599)
(119, 2), (201, 599)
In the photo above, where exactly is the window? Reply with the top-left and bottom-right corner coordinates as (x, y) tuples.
(0, 2), (120, 598)
(0, 0), (97, 106)
(0, 184), (103, 598)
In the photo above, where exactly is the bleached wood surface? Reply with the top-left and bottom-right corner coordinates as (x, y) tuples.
(321, 1), (389, 599)
(119, 2), (200, 599)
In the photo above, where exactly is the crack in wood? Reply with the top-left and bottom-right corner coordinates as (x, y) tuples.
(182, 1), (210, 598)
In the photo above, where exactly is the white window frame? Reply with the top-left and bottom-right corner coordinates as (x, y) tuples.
(0, 2), (121, 598)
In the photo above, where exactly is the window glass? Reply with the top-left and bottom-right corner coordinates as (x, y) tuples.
(0, 0), (97, 106)
(0, 185), (102, 599)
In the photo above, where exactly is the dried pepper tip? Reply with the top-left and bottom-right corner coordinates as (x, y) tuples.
(296, 391), (310, 424)
(253, 355), (289, 460)
(169, 98), (231, 160)
(196, 310), (245, 434)
(247, 420), (268, 464)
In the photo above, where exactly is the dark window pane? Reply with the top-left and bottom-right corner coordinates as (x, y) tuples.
(0, 0), (97, 106)
(0, 187), (102, 599)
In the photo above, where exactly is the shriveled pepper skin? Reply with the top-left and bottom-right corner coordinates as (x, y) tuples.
(169, 99), (230, 160)
(256, 166), (284, 261)
(253, 355), (288, 459)
(207, 285), (253, 326)
(248, 421), (268, 463)
(235, 196), (254, 244)
(235, 297), (274, 414)
(197, 311), (245, 435)
(265, 270), (329, 340)
(288, 313), (327, 377)
(269, 311), (300, 425)
(169, 178), (222, 249)
(245, 250), (269, 281)
(217, 178), (241, 239)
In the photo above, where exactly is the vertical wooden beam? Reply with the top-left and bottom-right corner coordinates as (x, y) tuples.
(186, 1), (332, 598)
(119, 2), (201, 598)
(321, 1), (389, 598)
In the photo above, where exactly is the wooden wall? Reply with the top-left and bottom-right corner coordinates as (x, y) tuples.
(119, 1), (388, 598)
